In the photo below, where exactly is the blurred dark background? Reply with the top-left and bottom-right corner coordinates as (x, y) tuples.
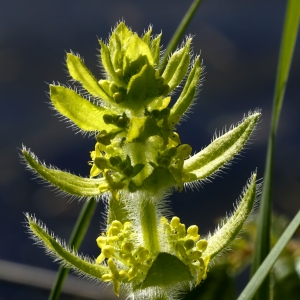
(1, 0), (299, 299)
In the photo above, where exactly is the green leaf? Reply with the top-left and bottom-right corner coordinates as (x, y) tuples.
(127, 116), (161, 142)
(251, 1), (300, 299)
(126, 64), (157, 110)
(151, 33), (162, 67)
(140, 252), (193, 289)
(238, 209), (300, 300)
(49, 198), (97, 300)
(142, 27), (152, 46)
(99, 41), (126, 88)
(22, 147), (107, 198)
(109, 22), (133, 71)
(183, 112), (260, 181)
(111, 22), (133, 47)
(66, 53), (113, 103)
(50, 85), (116, 132)
(123, 34), (154, 79)
(162, 39), (191, 92)
(142, 166), (176, 192)
(26, 214), (109, 280)
(203, 173), (257, 260)
(132, 164), (145, 178)
(169, 56), (202, 125)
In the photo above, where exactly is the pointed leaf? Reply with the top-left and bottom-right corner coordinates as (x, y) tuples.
(183, 112), (260, 181)
(109, 23), (133, 71)
(142, 27), (152, 46)
(126, 64), (157, 110)
(127, 116), (160, 142)
(99, 41), (126, 87)
(66, 53), (113, 103)
(169, 56), (202, 125)
(26, 214), (109, 280)
(50, 85), (116, 132)
(151, 33), (162, 67)
(123, 34), (154, 79)
(22, 147), (107, 197)
(140, 252), (192, 289)
(111, 22), (133, 47)
(203, 173), (257, 260)
(49, 198), (97, 300)
(142, 166), (176, 192)
(162, 39), (191, 91)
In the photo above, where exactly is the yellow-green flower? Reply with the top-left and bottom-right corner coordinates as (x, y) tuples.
(23, 22), (260, 299)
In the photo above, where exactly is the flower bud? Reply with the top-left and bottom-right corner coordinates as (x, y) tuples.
(196, 239), (208, 252)
(184, 239), (195, 250)
(94, 157), (108, 170)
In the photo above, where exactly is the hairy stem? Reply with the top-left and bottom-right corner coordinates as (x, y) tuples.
(140, 198), (160, 255)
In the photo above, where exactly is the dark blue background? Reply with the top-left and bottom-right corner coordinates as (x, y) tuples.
(1, 0), (299, 299)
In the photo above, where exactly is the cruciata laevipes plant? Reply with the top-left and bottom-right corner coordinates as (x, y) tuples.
(22, 22), (261, 299)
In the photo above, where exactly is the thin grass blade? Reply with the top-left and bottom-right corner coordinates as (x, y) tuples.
(239, 210), (300, 300)
(251, 1), (300, 299)
(160, 0), (203, 72)
(48, 198), (97, 300)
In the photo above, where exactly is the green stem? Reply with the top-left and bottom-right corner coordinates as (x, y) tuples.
(251, 1), (300, 299)
(239, 210), (300, 300)
(140, 199), (160, 255)
(160, 0), (204, 72)
(130, 142), (150, 185)
(48, 198), (97, 300)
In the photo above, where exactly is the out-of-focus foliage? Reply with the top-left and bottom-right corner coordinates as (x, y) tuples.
(182, 214), (300, 300)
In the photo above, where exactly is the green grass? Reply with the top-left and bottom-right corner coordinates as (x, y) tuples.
(251, 0), (300, 299)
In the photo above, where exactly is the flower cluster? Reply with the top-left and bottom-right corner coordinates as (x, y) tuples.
(23, 22), (260, 299)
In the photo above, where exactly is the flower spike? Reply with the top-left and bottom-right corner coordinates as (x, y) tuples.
(22, 21), (261, 299)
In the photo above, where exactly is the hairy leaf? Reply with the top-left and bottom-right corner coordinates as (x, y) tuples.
(66, 53), (113, 103)
(26, 214), (109, 280)
(50, 85), (116, 132)
(183, 112), (260, 181)
(162, 39), (191, 91)
(169, 56), (201, 125)
(140, 252), (193, 289)
(203, 173), (257, 259)
(22, 148), (107, 197)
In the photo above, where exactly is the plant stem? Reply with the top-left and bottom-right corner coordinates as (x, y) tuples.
(48, 198), (97, 300)
(140, 198), (160, 255)
(251, 0), (300, 299)
(160, 0), (204, 72)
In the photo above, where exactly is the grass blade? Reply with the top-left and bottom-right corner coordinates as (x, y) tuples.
(48, 198), (97, 300)
(251, 1), (300, 299)
(238, 210), (300, 300)
(160, 0), (204, 72)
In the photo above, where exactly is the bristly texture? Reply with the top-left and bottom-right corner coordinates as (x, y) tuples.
(25, 214), (110, 282)
(22, 146), (106, 200)
(22, 21), (260, 299)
